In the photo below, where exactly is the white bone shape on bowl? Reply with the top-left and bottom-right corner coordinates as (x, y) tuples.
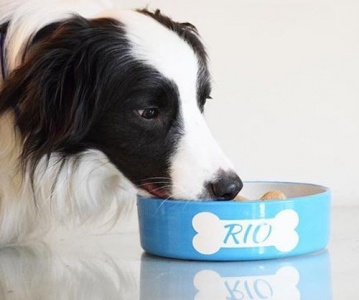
(192, 209), (299, 255)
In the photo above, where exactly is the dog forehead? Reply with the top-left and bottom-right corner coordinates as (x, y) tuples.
(97, 9), (199, 102)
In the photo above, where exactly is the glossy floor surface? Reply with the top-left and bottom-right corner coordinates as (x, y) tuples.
(0, 206), (357, 299)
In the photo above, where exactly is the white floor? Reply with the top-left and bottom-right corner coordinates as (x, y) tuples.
(0, 206), (357, 299)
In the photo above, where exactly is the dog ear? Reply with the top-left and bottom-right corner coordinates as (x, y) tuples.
(0, 16), (123, 170)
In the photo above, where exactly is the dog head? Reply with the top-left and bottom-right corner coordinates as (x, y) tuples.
(0, 9), (242, 200)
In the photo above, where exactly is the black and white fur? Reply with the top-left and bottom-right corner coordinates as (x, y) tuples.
(0, 0), (242, 244)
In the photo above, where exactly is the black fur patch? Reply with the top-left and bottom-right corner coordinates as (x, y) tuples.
(0, 22), (9, 80)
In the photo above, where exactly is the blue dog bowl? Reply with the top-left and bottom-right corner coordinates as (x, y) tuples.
(137, 182), (331, 261)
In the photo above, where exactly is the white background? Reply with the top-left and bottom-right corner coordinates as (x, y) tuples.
(117, 0), (359, 206)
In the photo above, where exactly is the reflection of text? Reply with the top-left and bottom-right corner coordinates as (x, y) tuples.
(194, 267), (300, 300)
(224, 279), (274, 300)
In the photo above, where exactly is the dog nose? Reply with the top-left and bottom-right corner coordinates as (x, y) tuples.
(210, 172), (243, 200)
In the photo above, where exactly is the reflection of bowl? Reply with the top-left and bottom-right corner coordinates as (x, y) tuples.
(140, 251), (331, 300)
(137, 182), (331, 261)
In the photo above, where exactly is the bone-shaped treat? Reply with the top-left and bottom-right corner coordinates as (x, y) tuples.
(193, 266), (300, 300)
(192, 209), (299, 255)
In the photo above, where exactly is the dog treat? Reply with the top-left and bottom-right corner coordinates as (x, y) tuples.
(234, 194), (248, 201)
(233, 190), (287, 201)
(260, 190), (287, 201)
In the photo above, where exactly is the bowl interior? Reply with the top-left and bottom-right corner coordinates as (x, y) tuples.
(238, 182), (327, 200)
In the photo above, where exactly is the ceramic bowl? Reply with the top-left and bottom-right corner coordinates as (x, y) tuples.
(137, 182), (331, 261)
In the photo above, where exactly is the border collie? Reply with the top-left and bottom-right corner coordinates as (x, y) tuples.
(0, 0), (242, 244)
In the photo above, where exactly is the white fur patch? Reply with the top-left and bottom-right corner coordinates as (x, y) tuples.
(0, 112), (136, 244)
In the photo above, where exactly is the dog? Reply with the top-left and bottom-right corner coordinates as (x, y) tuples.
(0, 0), (242, 244)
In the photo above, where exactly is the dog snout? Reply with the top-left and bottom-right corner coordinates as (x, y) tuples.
(209, 171), (243, 200)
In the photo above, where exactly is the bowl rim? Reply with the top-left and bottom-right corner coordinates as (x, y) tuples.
(137, 181), (330, 205)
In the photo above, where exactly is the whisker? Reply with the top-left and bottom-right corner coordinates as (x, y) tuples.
(136, 181), (170, 185)
(151, 188), (187, 215)
(150, 185), (172, 192)
(136, 181), (171, 188)
(133, 177), (171, 184)
(152, 198), (169, 215)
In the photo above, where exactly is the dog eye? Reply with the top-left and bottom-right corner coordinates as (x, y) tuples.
(137, 108), (159, 119)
